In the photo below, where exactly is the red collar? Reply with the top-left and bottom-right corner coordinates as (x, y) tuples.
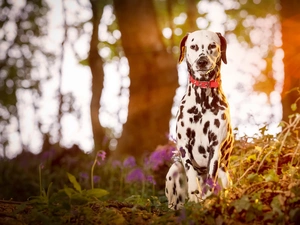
(189, 75), (219, 88)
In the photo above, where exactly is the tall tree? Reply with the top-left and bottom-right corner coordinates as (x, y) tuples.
(113, 0), (178, 158)
(88, 0), (107, 153)
(280, 0), (300, 122)
(186, 0), (198, 31)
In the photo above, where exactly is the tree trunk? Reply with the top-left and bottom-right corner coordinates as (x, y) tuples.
(88, 1), (106, 154)
(186, 0), (198, 31)
(113, 0), (178, 159)
(280, 0), (300, 122)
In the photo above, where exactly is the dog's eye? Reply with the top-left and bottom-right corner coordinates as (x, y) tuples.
(210, 44), (216, 49)
(190, 45), (196, 50)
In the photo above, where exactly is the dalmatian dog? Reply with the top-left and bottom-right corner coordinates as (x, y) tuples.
(165, 30), (234, 210)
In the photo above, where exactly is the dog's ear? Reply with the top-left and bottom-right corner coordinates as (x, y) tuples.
(216, 32), (227, 64)
(178, 34), (189, 63)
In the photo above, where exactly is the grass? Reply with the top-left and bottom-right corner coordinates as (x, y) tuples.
(0, 114), (299, 224)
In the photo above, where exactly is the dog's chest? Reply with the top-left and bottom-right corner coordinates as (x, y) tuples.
(176, 85), (229, 165)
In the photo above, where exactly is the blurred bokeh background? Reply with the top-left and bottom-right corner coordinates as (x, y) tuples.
(0, 0), (299, 159)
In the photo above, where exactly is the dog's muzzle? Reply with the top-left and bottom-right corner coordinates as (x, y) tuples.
(196, 56), (210, 71)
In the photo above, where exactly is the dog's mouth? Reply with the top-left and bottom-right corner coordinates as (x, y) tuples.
(196, 66), (214, 73)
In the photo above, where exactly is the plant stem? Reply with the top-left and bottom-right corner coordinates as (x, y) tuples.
(39, 164), (43, 196)
(91, 157), (97, 190)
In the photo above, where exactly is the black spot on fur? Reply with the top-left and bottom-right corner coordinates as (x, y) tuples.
(178, 194), (183, 202)
(169, 176), (171, 181)
(207, 146), (212, 153)
(220, 99), (228, 107)
(180, 147), (186, 158)
(212, 140), (219, 146)
(221, 113), (226, 120)
(185, 161), (190, 170)
(165, 188), (168, 194)
(211, 96), (219, 108)
(195, 166), (207, 175)
(173, 183), (177, 195)
(181, 121), (184, 127)
(179, 178), (184, 188)
(188, 85), (191, 96)
(186, 143), (193, 155)
(208, 131), (217, 143)
(203, 121), (210, 135)
(194, 113), (202, 123)
(202, 44), (204, 49)
(198, 145), (206, 154)
(186, 128), (195, 140)
(192, 38), (194, 42)
(187, 106), (198, 114)
(214, 119), (220, 128)
(212, 160), (218, 177)
(178, 105), (184, 121)
(178, 133), (181, 139)
(189, 117), (193, 123)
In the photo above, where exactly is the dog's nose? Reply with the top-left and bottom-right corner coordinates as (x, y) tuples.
(197, 57), (209, 67)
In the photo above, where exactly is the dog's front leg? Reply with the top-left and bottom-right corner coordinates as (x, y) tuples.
(207, 144), (221, 191)
(183, 159), (203, 202)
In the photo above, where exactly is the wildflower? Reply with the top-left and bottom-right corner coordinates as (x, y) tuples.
(202, 178), (221, 196)
(39, 163), (44, 170)
(146, 175), (156, 185)
(123, 156), (136, 168)
(177, 208), (186, 223)
(125, 168), (145, 183)
(112, 160), (122, 169)
(146, 145), (174, 170)
(96, 150), (106, 166)
(41, 148), (56, 160)
(79, 172), (89, 179)
(97, 150), (106, 161)
(91, 150), (106, 189)
(93, 175), (101, 183)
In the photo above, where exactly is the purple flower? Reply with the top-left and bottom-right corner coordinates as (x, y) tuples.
(146, 145), (174, 170)
(177, 208), (186, 223)
(123, 156), (136, 168)
(146, 175), (156, 185)
(96, 150), (106, 166)
(79, 172), (89, 179)
(93, 175), (101, 183)
(112, 160), (122, 169)
(125, 168), (145, 183)
(97, 150), (106, 161)
(41, 148), (56, 160)
(202, 178), (221, 196)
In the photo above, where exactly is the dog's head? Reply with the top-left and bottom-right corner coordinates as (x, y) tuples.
(179, 30), (227, 80)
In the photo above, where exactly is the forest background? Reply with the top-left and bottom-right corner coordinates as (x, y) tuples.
(0, 0), (299, 159)
(0, 0), (300, 224)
